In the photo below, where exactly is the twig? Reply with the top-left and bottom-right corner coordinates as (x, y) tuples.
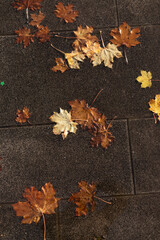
(100, 31), (105, 48)
(94, 196), (112, 205)
(26, 8), (29, 24)
(42, 213), (46, 240)
(123, 45), (128, 64)
(50, 43), (65, 55)
(90, 89), (104, 107)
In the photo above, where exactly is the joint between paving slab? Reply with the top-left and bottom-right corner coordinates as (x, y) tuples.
(126, 119), (136, 195)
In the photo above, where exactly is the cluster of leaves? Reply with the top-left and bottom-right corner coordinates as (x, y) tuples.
(12, 1), (141, 72)
(12, 181), (111, 239)
(136, 70), (160, 123)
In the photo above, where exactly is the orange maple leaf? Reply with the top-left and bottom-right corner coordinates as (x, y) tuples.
(29, 11), (45, 26)
(12, 182), (60, 224)
(110, 22), (140, 48)
(16, 107), (31, 124)
(12, 0), (43, 11)
(15, 27), (34, 48)
(73, 25), (99, 51)
(54, 2), (78, 23)
(51, 58), (68, 73)
(69, 181), (96, 216)
(35, 25), (51, 43)
(68, 99), (102, 129)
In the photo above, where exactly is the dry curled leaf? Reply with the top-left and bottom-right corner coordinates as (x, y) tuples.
(51, 58), (68, 73)
(35, 25), (51, 43)
(149, 94), (160, 123)
(91, 43), (122, 68)
(49, 108), (78, 139)
(69, 181), (96, 216)
(110, 22), (140, 48)
(54, 2), (78, 23)
(29, 11), (45, 26)
(12, 0), (43, 11)
(68, 99), (102, 129)
(12, 182), (60, 224)
(65, 51), (85, 69)
(136, 70), (152, 88)
(15, 27), (34, 48)
(73, 25), (99, 51)
(16, 107), (31, 124)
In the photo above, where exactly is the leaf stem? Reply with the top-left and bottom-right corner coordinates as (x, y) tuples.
(106, 116), (117, 131)
(94, 196), (112, 205)
(90, 89), (104, 107)
(153, 113), (157, 124)
(123, 45), (128, 64)
(26, 8), (29, 24)
(42, 213), (46, 240)
(50, 43), (66, 55)
(54, 34), (77, 39)
(100, 31), (105, 48)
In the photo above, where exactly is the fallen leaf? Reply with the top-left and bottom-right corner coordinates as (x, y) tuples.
(91, 43), (122, 68)
(12, 0), (43, 11)
(29, 11), (45, 26)
(65, 51), (85, 69)
(35, 25), (51, 43)
(15, 27), (34, 48)
(68, 99), (101, 129)
(16, 107), (31, 124)
(49, 108), (78, 139)
(12, 182), (60, 224)
(110, 22), (140, 48)
(136, 70), (152, 88)
(73, 25), (99, 51)
(54, 2), (78, 23)
(51, 58), (68, 73)
(69, 181), (96, 216)
(149, 94), (160, 122)
(82, 40), (102, 58)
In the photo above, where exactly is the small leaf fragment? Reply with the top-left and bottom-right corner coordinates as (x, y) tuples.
(54, 2), (78, 23)
(16, 107), (31, 124)
(69, 181), (96, 216)
(136, 70), (152, 88)
(49, 108), (78, 139)
(15, 27), (34, 48)
(12, 182), (60, 224)
(51, 58), (68, 73)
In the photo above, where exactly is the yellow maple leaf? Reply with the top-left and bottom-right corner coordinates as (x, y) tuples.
(65, 51), (85, 69)
(136, 70), (152, 88)
(149, 94), (160, 123)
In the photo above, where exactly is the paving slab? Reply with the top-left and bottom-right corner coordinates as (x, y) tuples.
(0, 0), (117, 35)
(0, 120), (133, 202)
(0, 25), (160, 126)
(0, 204), (58, 240)
(129, 119), (160, 193)
(59, 194), (160, 240)
(117, 0), (160, 26)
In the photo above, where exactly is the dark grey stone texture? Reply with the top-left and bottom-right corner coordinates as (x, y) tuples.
(0, 120), (133, 202)
(59, 194), (160, 240)
(117, 0), (160, 25)
(0, 0), (117, 35)
(0, 204), (58, 240)
(0, 25), (160, 127)
(129, 119), (160, 193)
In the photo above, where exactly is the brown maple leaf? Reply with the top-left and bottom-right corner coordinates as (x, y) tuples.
(51, 58), (68, 73)
(29, 11), (45, 26)
(35, 25), (51, 43)
(16, 107), (31, 124)
(12, 182), (60, 224)
(54, 2), (78, 23)
(69, 181), (96, 216)
(73, 25), (99, 51)
(68, 99), (102, 129)
(110, 22), (140, 48)
(15, 27), (34, 48)
(12, 0), (43, 11)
